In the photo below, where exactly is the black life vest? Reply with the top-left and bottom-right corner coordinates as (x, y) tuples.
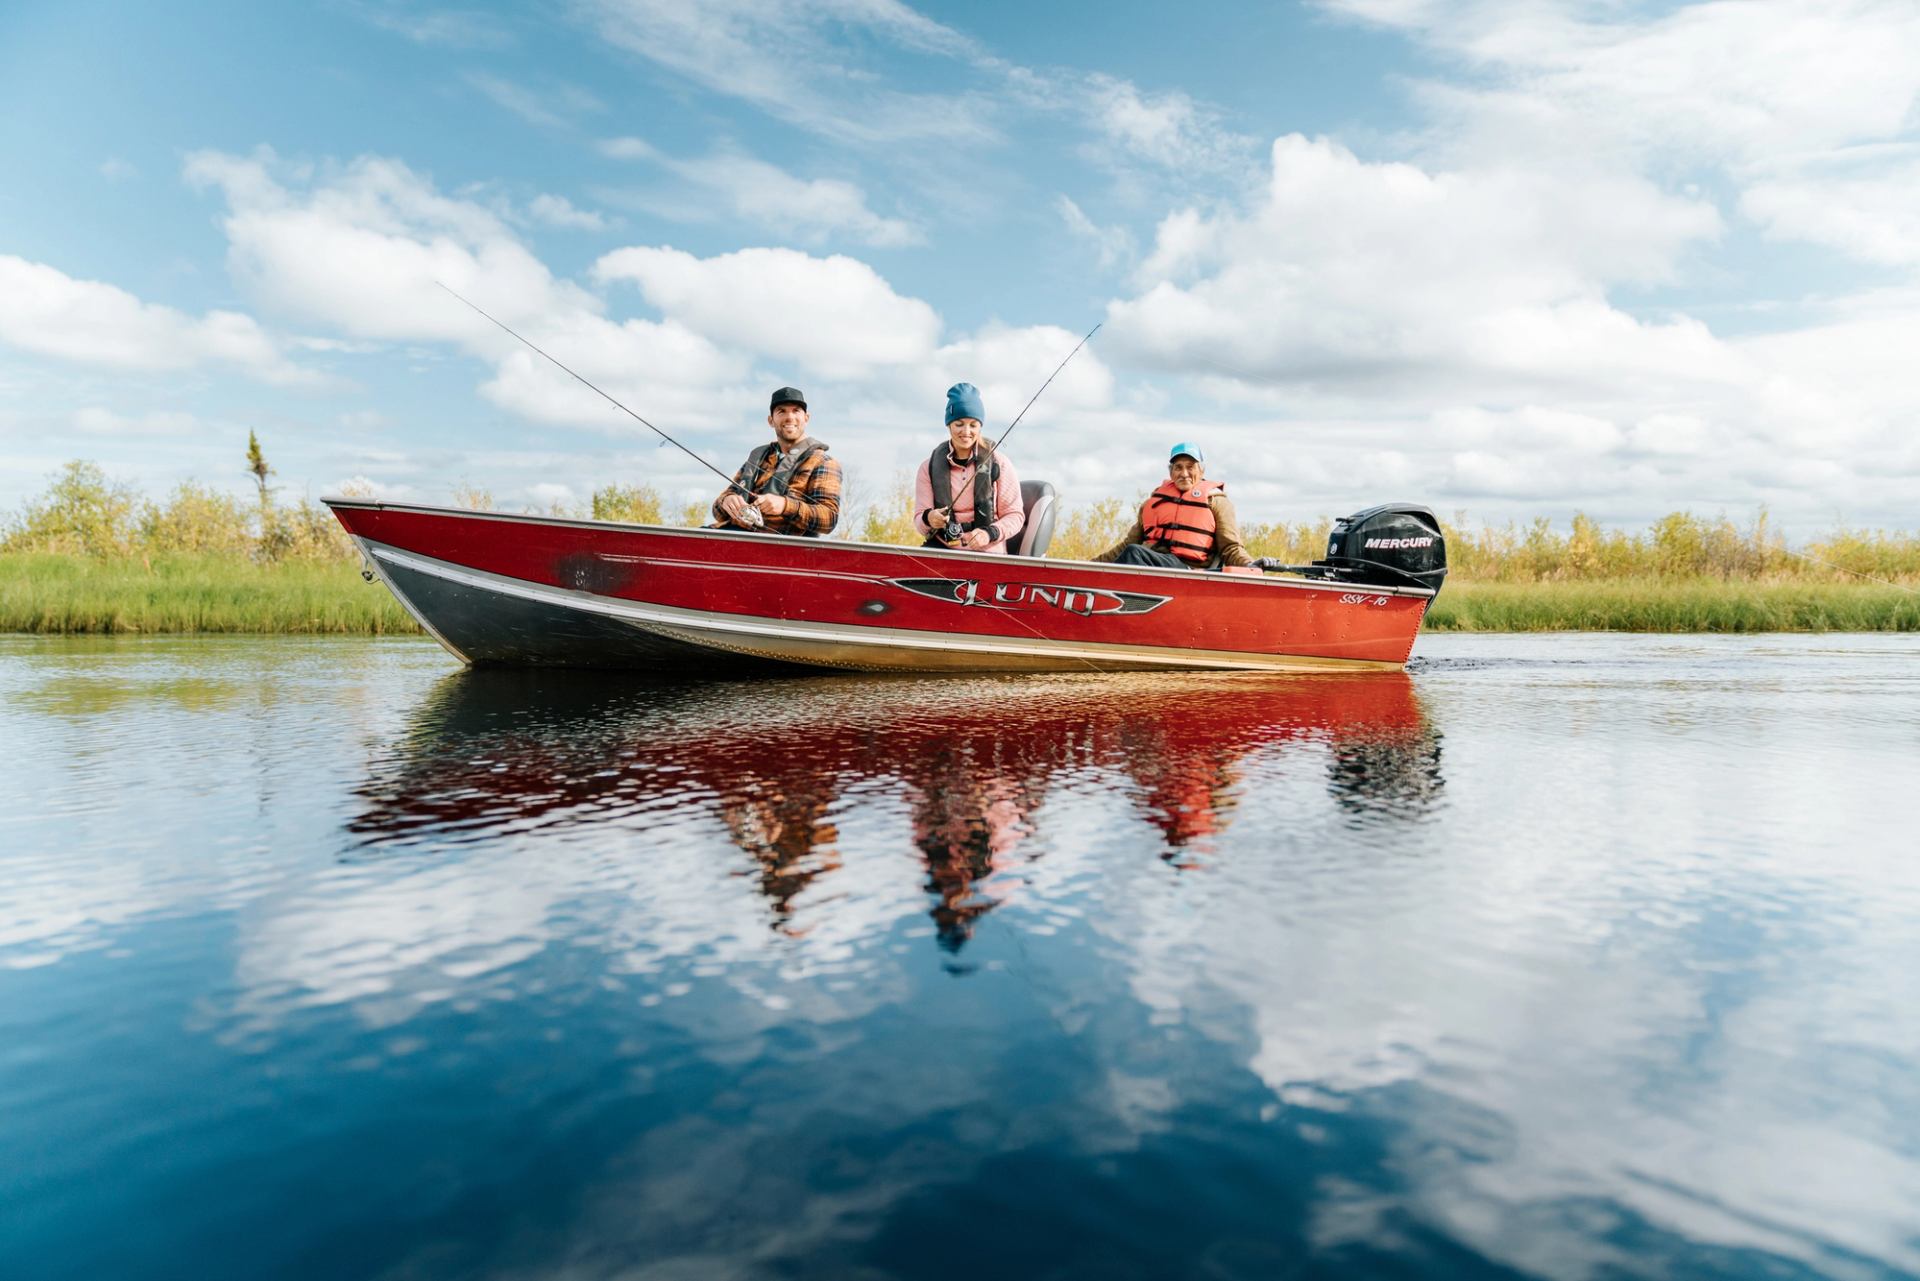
(927, 442), (998, 532)
(743, 437), (829, 497)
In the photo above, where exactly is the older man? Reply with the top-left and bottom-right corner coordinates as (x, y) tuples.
(712, 386), (842, 537)
(1093, 442), (1256, 570)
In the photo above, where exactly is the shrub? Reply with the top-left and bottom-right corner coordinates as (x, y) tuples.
(591, 484), (664, 524)
(261, 497), (354, 561)
(139, 482), (254, 556)
(849, 479), (918, 545)
(2, 461), (142, 556)
(1241, 518), (1332, 564)
(1048, 495), (1136, 561)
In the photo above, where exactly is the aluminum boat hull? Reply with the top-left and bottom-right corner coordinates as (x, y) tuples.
(327, 500), (1434, 674)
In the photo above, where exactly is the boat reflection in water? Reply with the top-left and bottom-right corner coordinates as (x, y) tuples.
(352, 669), (1443, 954)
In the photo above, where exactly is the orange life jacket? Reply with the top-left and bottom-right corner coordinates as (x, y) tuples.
(1141, 479), (1224, 564)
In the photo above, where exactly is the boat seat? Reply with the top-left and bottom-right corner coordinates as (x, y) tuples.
(1011, 480), (1057, 557)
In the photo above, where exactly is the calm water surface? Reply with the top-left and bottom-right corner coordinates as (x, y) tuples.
(2, 634), (1916, 1280)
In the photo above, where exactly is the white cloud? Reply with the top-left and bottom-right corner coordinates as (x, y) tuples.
(186, 149), (595, 343)
(1107, 135), (1731, 401)
(1327, 0), (1920, 164)
(599, 140), (920, 247)
(476, 313), (748, 429)
(349, 2), (514, 49)
(185, 149), (751, 431)
(71, 406), (202, 436)
(520, 480), (574, 509)
(1056, 196), (1131, 270)
(929, 323), (1114, 424)
(579, 0), (993, 145)
(596, 136), (656, 162)
(1080, 74), (1257, 176)
(1742, 146), (1920, 267)
(594, 245), (941, 379)
(329, 474), (421, 500)
(99, 157), (137, 183)
(527, 193), (608, 231)
(1320, 0), (1920, 276)
(463, 72), (603, 130)
(0, 255), (315, 386)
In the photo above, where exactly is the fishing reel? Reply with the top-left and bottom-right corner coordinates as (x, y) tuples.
(738, 504), (765, 529)
(942, 515), (965, 545)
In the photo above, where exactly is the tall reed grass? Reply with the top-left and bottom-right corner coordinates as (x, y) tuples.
(0, 554), (418, 634)
(1425, 580), (1920, 632)
(6, 456), (1919, 634)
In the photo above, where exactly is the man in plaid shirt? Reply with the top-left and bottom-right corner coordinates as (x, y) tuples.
(712, 386), (842, 537)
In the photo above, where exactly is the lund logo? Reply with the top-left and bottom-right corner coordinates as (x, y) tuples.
(889, 578), (1170, 617)
(1364, 536), (1434, 550)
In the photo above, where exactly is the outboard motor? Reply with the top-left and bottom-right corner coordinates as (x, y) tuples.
(1322, 503), (1447, 591)
(1256, 503), (1447, 593)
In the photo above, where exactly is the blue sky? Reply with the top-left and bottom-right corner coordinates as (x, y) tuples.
(3, 0), (1918, 533)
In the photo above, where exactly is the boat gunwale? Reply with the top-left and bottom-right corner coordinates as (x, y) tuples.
(322, 497), (1438, 601)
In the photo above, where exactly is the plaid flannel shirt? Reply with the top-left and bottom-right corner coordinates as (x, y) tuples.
(711, 444), (843, 537)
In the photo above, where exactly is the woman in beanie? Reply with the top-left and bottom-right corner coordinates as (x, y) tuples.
(912, 382), (1025, 553)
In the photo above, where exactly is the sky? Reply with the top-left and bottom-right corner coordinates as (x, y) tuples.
(2, 0), (1917, 535)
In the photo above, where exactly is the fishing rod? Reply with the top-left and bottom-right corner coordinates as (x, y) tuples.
(434, 281), (765, 518)
(937, 323), (1101, 546)
(995, 322), (1100, 454)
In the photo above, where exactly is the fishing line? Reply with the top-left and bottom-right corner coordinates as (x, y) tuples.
(1777, 546), (1920, 595)
(435, 281), (750, 499)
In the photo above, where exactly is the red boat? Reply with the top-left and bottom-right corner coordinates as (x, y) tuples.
(325, 493), (1444, 674)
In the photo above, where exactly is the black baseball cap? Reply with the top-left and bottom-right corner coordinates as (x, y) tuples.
(769, 386), (807, 411)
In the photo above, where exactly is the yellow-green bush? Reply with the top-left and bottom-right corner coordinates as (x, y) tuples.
(591, 483), (665, 524)
(261, 498), (355, 561)
(1048, 496), (1136, 561)
(138, 482), (254, 556)
(3, 461), (143, 556)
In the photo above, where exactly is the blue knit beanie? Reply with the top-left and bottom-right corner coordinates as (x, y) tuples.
(945, 382), (985, 425)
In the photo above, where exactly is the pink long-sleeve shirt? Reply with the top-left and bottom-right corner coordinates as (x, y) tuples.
(912, 447), (1025, 553)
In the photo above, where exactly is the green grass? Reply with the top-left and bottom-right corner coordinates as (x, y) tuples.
(1425, 579), (1920, 632)
(5, 554), (1917, 635)
(0, 553), (420, 635)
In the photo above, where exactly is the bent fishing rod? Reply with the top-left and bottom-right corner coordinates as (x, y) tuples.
(435, 281), (754, 505)
(994, 322), (1100, 454)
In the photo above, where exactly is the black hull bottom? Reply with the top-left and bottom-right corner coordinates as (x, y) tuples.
(381, 557), (807, 673)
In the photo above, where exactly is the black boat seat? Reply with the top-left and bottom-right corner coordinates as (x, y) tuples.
(1011, 480), (1057, 557)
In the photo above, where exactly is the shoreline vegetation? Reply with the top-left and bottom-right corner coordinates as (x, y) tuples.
(5, 452), (1918, 636)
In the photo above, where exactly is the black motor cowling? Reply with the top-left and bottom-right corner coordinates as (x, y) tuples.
(1321, 503), (1447, 592)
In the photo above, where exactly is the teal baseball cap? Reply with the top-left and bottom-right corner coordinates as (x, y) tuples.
(1168, 441), (1204, 463)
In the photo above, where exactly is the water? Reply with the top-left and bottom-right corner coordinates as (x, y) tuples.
(2, 633), (1916, 1281)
